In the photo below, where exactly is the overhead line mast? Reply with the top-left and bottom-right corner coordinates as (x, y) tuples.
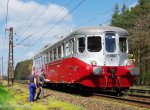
(6, 27), (14, 85)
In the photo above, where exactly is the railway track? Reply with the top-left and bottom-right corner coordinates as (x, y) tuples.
(93, 93), (150, 108)
(129, 88), (150, 94)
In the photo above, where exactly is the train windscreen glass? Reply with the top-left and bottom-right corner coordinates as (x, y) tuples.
(119, 37), (127, 53)
(88, 36), (101, 52)
(105, 33), (116, 52)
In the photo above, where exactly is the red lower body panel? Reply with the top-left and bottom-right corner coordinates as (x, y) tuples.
(34, 57), (136, 89)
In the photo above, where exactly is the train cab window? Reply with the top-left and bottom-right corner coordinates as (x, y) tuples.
(88, 36), (101, 52)
(58, 46), (61, 58)
(78, 37), (85, 53)
(105, 33), (116, 52)
(119, 37), (127, 53)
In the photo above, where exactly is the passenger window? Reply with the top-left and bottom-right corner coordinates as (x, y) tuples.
(61, 43), (65, 57)
(49, 51), (50, 62)
(78, 37), (85, 53)
(46, 52), (49, 62)
(50, 51), (52, 61)
(69, 39), (74, 54)
(65, 42), (69, 56)
(119, 37), (127, 53)
(58, 46), (61, 58)
(53, 48), (57, 60)
(88, 36), (101, 52)
(43, 54), (46, 64)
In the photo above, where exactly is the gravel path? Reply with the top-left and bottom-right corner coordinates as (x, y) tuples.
(43, 87), (148, 110)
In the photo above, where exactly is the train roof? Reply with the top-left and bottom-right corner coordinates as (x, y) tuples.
(71, 26), (129, 36)
(33, 26), (128, 57)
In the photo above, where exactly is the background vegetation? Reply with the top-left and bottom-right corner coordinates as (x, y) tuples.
(111, 0), (150, 85)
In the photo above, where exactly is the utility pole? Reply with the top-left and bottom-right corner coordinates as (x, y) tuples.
(6, 27), (14, 86)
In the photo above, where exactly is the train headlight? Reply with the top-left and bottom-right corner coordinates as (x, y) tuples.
(91, 61), (97, 66)
(130, 67), (140, 76)
(93, 67), (103, 75)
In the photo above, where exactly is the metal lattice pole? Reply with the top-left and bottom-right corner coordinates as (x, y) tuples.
(7, 27), (14, 85)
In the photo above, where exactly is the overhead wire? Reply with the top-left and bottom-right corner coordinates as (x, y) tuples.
(14, 0), (86, 62)
(14, 0), (129, 64)
(17, 0), (55, 38)
(14, 0), (73, 47)
(3, 0), (10, 57)
(35, 0), (86, 43)
(15, 0), (46, 34)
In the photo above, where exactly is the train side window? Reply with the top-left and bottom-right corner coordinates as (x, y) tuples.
(38, 58), (39, 67)
(119, 37), (127, 53)
(69, 39), (74, 54)
(65, 42), (69, 56)
(39, 56), (41, 65)
(49, 51), (50, 62)
(52, 50), (54, 61)
(88, 36), (101, 52)
(53, 48), (57, 60)
(46, 52), (49, 63)
(58, 46), (61, 58)
(50, 50), (52, 61)
(78, 37), (85, 53)
(35, 59), (37, 67)
(61, 43), (65, 58)
(43, 54), (46, 64)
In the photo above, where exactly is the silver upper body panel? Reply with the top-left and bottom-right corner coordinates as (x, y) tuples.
(33, 26), (129, 67)
(34, 26), (128, 57)
(71, 26), (128, 36)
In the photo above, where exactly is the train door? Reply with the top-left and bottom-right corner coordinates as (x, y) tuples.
(104, 32), (119, 66)
(61, 38), (75, 83)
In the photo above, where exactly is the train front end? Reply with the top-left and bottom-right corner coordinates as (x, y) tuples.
(75, 27), (140, 91)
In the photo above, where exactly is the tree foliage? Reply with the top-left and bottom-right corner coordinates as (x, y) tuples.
(111, 0), (150, 85)
(14, 59), (32, 80)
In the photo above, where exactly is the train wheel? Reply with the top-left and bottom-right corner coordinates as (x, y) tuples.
(115, 88), (122, 96)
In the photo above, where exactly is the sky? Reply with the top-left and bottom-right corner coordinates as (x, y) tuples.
(0, 0), (138, 75)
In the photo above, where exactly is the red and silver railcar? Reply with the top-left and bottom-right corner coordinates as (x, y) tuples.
(33, 26), (139, 91)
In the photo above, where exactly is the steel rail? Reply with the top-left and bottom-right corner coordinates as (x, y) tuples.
(93, 93), (150, 108)
(129, 89), (150, 93)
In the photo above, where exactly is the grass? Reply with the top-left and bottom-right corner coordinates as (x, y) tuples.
(0, 83), (84, 110)
(0, 85), (16, 110)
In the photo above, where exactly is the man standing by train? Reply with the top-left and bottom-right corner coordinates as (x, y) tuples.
(35, 69), (45, 100)
(28, 70), (37, 102)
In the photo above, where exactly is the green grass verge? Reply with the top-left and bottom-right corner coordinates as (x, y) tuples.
(0, 84), (84, 110)
(0, 85), (15, 110)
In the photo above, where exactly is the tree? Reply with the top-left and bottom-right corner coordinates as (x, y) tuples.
(110, 0), (150, 85)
